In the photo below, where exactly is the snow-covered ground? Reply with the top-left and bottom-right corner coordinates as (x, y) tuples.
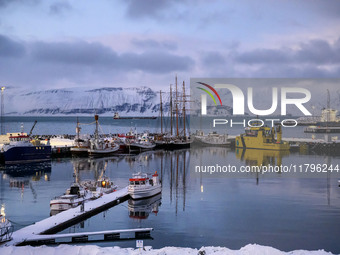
(0, 244), (334, 255)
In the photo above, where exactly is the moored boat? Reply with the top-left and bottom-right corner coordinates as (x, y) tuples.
(235, 125), (290, 151)
(87, 115), (119, 156)
(80, 176), (117, 198)
(1, 133), (51, 164)
(194, 131), (230, 146)
(128, 171), (161, 199)
(50, 182), (93, 213)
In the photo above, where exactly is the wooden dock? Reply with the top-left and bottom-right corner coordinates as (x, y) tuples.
(6, 187), (131, 246)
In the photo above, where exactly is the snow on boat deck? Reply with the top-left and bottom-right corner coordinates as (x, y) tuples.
(6, 187), (129, 246)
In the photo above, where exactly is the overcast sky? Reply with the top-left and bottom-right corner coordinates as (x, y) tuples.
(0, 0), (339, 90)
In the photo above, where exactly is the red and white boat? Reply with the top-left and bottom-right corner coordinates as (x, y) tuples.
(128, 171), (161, 199)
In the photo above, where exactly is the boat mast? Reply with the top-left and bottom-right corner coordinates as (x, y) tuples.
(76, 117), (80, 146)
(160, 90), (163, 134)
(182, 81), (186, 140)
(94, 114), (99, 140)
(175, 76), (179, 137)
(170, 84), (173, 136)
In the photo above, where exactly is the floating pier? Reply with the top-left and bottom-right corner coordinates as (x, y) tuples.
(6, 187), (132, 246)
(16, 228), (153, 246)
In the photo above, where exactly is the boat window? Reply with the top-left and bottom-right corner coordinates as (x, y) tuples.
(135, 181), (139, 185)
(245, 130), (258, 136)
(130, 181), (134, 185)
(140, 181), (145, 185)
(70, 186), (79, 195)
(149, 179), (153, 185)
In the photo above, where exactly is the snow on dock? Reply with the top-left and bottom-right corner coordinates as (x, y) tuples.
(6, 187), (130, 246)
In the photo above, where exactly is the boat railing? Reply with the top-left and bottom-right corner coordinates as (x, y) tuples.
(0, 225), (14, 243)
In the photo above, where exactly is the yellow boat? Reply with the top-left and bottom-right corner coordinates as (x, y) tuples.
(235, 125), (290, 151)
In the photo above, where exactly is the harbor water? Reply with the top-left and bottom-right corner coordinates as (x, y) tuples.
(0, 117), (340, 253)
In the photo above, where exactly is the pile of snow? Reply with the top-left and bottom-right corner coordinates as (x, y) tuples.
(0, 244), (334, 255)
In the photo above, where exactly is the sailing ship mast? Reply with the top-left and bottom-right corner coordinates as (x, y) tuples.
(182, 81), (187, 140)
(175, 76), (179, 137)
(170, 84), (173, 136)
(160, 90), (163, 134)
(76, 117), (80, 147)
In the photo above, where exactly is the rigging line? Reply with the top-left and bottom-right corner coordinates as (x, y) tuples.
(78, 121), (96, 126)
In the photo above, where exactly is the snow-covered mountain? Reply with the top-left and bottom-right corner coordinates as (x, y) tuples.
(3, 86), (170, 116)
(2, 85), (339, 116)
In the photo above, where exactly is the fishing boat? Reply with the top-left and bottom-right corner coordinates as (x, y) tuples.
(194, 131), (230, 146)
(0, 214), (13, 243)
(1, 121), (51, 164)
(128, 171), (161, 199)
(80, 176), (117, 198)
(50, 182), (93, 212)
(88, 115), (119, 156)
(71, 118), (91, 155)
(235, 125), (290, 151)
(129, 133), (156, 151)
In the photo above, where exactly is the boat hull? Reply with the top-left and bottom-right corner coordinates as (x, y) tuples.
(3, 145), (51, 164)
(235, 136), (290, 151)
(88, 147), (119, 156)
(128, 185), (161, 200)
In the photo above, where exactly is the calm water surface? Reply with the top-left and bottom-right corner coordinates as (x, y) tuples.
(0, 117), (340, 253)
(1, 149), (340, 253)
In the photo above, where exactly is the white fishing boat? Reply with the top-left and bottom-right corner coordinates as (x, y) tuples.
(128, 171), (161, 199)
(81, 176), (117, 198)
(0, 214), (13, 243)
(129, 133), (156, 151)
(88, 139), (120, 156)
(50, 182), (93, 212)
(71, 118), (91, 155)
(194, 131), (230, 146)
(87, 115), (119, 156)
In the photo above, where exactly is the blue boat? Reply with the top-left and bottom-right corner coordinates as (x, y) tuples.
(1, 133), (51, 164)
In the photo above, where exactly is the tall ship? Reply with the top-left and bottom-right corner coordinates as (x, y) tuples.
(155, 77), (193, 149)
(1, 121), (51, 163)
(235, 125), (290, 151)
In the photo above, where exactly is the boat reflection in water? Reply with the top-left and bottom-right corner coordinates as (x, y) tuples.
(235, 148), (290, 184)
(235, 148), (290, 167)
(1, 161), (51, 187)
(128, 193), (162, 220)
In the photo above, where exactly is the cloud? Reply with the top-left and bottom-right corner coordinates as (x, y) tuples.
(0, 34), (26, 57)
(31, 40), (193, 73)
(49, 1), (72, 16)
(235, 38), (340, 65)
(131, 38), (177, 51)
(0, 35), (194, 88)
(122, 0), (177, 20)
(0, 0), (39, 9)
(201, 51), (226, 66)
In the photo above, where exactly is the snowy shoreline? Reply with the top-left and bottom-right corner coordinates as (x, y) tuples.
(0, 244), (334, 255)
